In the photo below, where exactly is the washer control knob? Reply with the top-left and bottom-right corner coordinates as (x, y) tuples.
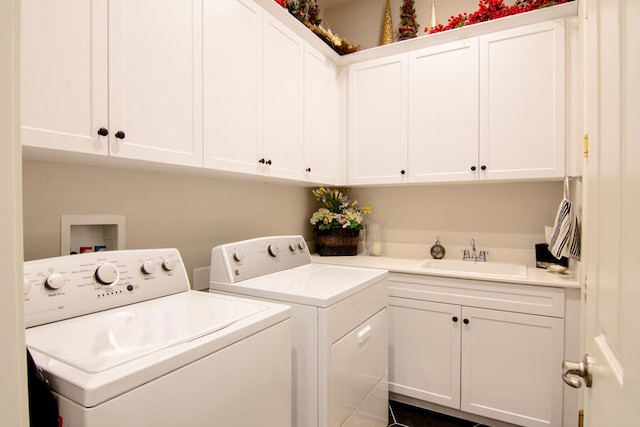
(45, 272), (65, 290)
(24, 277), (32, 294)
(289, 243), (297, 252)
(232, 249), (244, 262)
(162, 258), (177, 271)
(141, 260), (156, 275)
(268, 244), (279, 257)
(298, 241), (305, 250)
(95, 263), (119, 286)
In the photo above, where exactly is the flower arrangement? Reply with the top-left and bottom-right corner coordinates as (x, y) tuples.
(426, 0), (573, 34)
(310, 187), (372, 231)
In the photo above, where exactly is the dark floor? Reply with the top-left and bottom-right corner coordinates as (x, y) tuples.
(388, 400), (491, 427)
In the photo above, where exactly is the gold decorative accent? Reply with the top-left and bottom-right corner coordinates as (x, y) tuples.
(584, 134), (589, 157)
(429, 0), (438, 29)
(381, 0), (394, 45)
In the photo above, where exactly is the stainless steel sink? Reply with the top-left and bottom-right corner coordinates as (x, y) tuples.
(417, 258), (528, 279)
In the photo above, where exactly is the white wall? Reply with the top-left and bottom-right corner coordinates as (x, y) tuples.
(319, 0), (519, 50)
(351, 181), (563, 264)
(22, 159), (564, 270)
(0, 0), (29, 423)
(22, 160), (317, 280)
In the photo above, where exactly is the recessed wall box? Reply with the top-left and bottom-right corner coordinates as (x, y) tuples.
(61, 215), (125, 256)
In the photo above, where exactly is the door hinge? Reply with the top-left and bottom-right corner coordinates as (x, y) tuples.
(584, 134), (589, 158)
(578, 409), (584, 427)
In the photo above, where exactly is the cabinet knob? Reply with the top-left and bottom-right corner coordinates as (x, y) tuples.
(266, 159), (272, 165)
(400, 169), (406, 175)
(258, 158), (265, 164)
(470, 166), (477, 171)
(97, 127), (108, 137)
(305, 167), (311, 173)
(114, 130), (126, 139)
(480, 165), (487, 171)
(463, 318), (470, 325)
(452, 316), (458, 323)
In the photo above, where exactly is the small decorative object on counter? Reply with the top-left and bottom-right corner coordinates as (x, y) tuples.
(366, 223), (384, 256)
(310, 187), (372, 256)
(430, 238), (446, 259)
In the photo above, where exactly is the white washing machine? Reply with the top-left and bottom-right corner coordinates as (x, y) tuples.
(24, 248), (292, 427)
(208, 235), (389, 427)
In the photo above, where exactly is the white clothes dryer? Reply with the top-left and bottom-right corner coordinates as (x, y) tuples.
(209, 236), (389, 427)
(24, 248), (292, 427)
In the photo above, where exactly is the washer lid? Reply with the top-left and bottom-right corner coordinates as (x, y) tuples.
(26, 292), (267, 373)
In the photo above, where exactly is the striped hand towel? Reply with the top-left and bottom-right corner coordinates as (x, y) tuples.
(548, 198), (580, 260)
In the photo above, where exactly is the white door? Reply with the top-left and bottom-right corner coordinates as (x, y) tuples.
(108, 0), (203, 167)
(479, 21), (565, 180)
(20, 0), (108, 155)
(203, 0), (262, 175)
(348, 54), (408, 185)
(388, 298), (461, 409)
(262, 13), (304, 181)
(461, 307), (563, 427)
(303, 45), (339, 185)
(408, 39), (478, 183)
(580, 0), (640, 424)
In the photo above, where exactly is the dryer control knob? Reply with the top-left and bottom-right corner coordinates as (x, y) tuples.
(95, 263), (119, 286)
(24, 277), (32, 294)
(141, 260), (156, 275)
(232, 249), (244, 262)
(289, 243), (297, 252)
(268, 244), (279, 257)
(45, 272), (65, 290)
(162, 258), (177, 271)
(297, 241), (305, 250)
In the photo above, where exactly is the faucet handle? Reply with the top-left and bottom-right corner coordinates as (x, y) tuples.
(462, 249), (470, 260)
(478, 250), (489, 262)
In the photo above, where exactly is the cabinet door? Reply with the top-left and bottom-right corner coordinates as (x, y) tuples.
(348, 55), (408, 185)
(108, 0), (203, 167)
(21, 0), (108, 156)
(304, 45), (340, 185)
(262, 14), (304, 181)
(460, 307), (564, 427)
(479, 21), (565, 180)
(203, 0), (262, 175)
(408, 39), (479, 183)
(388, 297), (461, 409)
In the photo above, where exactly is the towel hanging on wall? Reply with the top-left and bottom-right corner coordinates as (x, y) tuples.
(548, 177), (581, 260)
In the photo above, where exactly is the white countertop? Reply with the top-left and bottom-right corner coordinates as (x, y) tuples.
(311, 254), (580, 289)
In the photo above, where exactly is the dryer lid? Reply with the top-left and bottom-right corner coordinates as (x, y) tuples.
(26, 291), (267, 373)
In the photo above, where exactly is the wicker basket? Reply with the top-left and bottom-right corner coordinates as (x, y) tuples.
(316, 228), (360, 256)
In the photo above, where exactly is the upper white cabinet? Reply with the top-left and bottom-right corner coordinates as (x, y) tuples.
(303, 45), (340, 185)
(479, 21), (565, 180)
(203, 0), (262, 175)
(349, 19), (568, 185)
(21, 0), (204, 167)
(408, 40), (479, 183)
(21, 0), (109, 156)
(348, 54), (408, 185)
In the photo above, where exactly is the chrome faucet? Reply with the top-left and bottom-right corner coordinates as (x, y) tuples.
(462, 238), (487, 262)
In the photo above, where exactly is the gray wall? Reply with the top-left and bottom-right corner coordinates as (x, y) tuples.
(22, 160), (316, 281)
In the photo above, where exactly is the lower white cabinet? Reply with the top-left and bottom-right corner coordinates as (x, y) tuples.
(389, 273), (565, 427)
